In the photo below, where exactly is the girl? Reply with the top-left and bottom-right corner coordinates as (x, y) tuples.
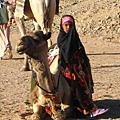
(57, 15), (108, 118)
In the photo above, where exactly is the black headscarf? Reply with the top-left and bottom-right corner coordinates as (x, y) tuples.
(57, 15), (88, 64)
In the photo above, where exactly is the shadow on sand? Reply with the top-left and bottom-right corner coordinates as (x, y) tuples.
(20, 111), (33, 119)
(93, 99), (120, 119)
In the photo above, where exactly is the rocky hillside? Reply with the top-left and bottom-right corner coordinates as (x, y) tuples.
(10, 0), (120, 42)
(57, 0), (120, 41)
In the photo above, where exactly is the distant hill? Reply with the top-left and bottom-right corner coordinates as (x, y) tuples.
(54, 0), (120, 41)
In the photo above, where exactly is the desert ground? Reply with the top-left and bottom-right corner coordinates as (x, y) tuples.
(0, 0), (120, 120)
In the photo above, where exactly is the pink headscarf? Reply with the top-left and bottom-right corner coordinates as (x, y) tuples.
(62, 16), (73, 25)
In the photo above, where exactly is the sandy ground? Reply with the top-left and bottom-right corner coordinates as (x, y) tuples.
(0, 0), (120, 120)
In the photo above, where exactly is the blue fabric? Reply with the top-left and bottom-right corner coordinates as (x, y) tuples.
(0, 0), (4, 3)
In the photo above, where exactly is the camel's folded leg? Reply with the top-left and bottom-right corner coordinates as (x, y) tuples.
(32, 105), (52, 120)
(31, 87), (52, 120)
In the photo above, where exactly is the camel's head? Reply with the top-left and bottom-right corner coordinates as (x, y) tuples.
(16, 31), (51, 57)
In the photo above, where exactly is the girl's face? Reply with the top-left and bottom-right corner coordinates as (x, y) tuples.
(62, 21), (73, 33)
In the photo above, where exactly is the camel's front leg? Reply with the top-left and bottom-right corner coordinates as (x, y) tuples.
(22, 53), (30, 71)
(31, 87), (52, 120)
(15, 16), (30, 71)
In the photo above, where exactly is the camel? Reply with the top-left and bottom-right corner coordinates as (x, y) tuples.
(16, 31), (74, 120)
(14, 0), (56, 71)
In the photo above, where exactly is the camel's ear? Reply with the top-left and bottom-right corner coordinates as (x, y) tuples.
(34, 31), (44, 39)
(44, 32), (51, 41)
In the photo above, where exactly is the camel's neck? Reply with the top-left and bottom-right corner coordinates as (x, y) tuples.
(30, 54), (54, 95)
